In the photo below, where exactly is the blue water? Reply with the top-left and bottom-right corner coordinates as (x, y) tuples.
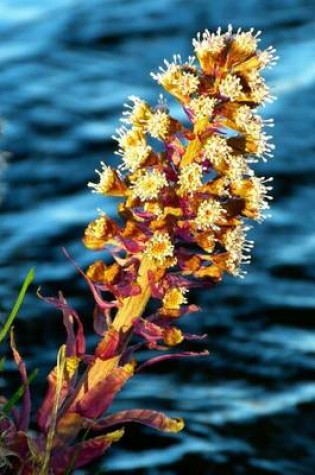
(1, 1), (315, 474)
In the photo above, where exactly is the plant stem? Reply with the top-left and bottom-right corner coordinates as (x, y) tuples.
(112, 256), (151, 332)
(58, 134), (201, 435)
(180, 127), (202, 167)
(61, 257), (152, 417)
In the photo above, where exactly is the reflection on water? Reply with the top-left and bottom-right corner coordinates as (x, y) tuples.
(1, 1), (315, 474)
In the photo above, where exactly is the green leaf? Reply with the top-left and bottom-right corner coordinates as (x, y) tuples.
(0, 356), (5, 372)
(0, 268), (35, 343)
(2, 368), (38, 415)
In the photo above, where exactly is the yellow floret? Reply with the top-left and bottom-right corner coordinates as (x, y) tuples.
(178, 163), (203, 193)
(163, 288), (188, 310)
(88, 162), (115, 195)
(219, 74), (243, 100)
(189, 96), (216, 121)
(204, 135), (231, 166)
(145, 232), (174, 265)
(145, 110), (170, 140)
(131, 169), (168, 201)
(195, 199), (226, 230)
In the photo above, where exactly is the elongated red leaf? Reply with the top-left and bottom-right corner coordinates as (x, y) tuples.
(38, 292), (85, 356)
(10, 331), (31, 431)
(137, 350), (209, 371)
(84, 409), (184, 433)
(70, 363), (135, 419)
(52, 429), (124, 474)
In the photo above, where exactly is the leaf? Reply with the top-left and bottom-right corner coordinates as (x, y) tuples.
(85, 409), (185, 433)
(71, 361), (136, 419)
(0, 268), (35, 343)
(7, 330), (34, 431)
(53, 429), (124, 474)
(65, 428), (125, 475)
(137, 349), (209, 372)
(0, 356), (5, 371)
(38, 291), (86, 356)
(2, 368), (38, 416)
(40, 345), (67, 475)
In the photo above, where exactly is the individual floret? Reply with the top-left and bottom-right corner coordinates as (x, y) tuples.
(219, 74), (243, 100)
(145, 110), (171, 140)
(204, 134), (232, 167)
(144, 232), (175, 266)
(131, 169), (168, 201)
(151, 55), (199, 101)
(195, 199), (226, 230)
(189, 96), (216, 121)
(178, 163), (203, 194)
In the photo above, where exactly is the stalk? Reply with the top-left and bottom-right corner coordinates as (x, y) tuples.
(67, 257), (152, 411)
(78, 127), (219, 392)
(112, 255), (152, 332)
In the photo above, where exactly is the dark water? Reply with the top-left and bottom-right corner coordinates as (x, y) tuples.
(1, 1), (315, 474)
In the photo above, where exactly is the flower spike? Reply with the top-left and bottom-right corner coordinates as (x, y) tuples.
(1, 27), (277, 475)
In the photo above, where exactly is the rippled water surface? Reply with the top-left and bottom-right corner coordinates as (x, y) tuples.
(1, 1), (315, 474)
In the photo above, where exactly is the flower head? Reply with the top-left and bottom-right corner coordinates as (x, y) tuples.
(151, 56), (199, 100)
(248, 72), (274, 104)
(204, 134), (232, 166)
(145, 232), (174, 265)
(222, 225), (254, 276)
(113, 126), (144, 149)
(225, 154), (251, 183)
(119, 141), (152, 171)
(121, 96), (151, 126)
(145, 110), (170, 140)
(88, 163), (115, 195)
(245, 132), (275, 161)
(178, 163), (203, 194)
(193, 28), (226, 73)
(83, 213), (118, 250)
(231, 176), (273, 221)
(234, 105), (263, 137)
(195, 199), (226, 230)
(179, 72), (200, 96)
(131, 169), (168, 201)
(162, 287), (188, 310)
(193, 29), (226, 56)
(189, 96), (216, 121)
(232, 29), (260, 55)
(219, 74), (243, 100)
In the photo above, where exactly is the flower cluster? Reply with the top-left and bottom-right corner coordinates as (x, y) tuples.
(0, 27), (276, 474)
(85, 25), (277, 322)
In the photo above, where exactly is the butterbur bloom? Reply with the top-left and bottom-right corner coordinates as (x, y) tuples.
(177, 163), (203, 194)
(162, 287), (188, 311)
(83, 213), (119, 250)
(82, 24), (277, 363)
(1, 27), (277, 474)
(194, 199), (227, 231)
(151, 55), (198, 103)
(79, 22), (276, 441)
(131, 169), (168, 201)
(144, 232), (175, 266)
(88, 162), (127, 196)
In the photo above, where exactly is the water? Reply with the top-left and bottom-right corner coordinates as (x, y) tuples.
(1, 0), (315, 473)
